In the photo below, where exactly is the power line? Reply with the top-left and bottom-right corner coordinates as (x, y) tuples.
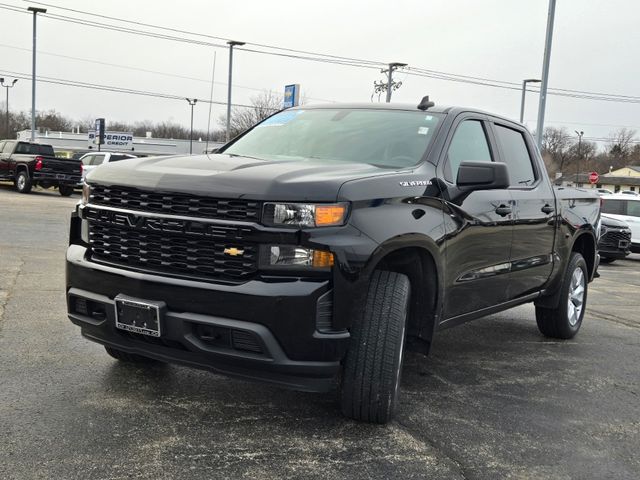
(23, 0), (386, 67)
(0, 69), (280, 111)
(0, 42), (337, 103)
(3, 2), (640, 105)
(0, 3), (381, 70)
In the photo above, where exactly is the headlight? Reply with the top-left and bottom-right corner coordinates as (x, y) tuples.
(263, 202), (348, 227)
(81, 183), (91, 205)
(260, 245), (334, 269)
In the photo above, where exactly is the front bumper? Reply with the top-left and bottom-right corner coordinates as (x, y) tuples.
(66, 244), (350, 392)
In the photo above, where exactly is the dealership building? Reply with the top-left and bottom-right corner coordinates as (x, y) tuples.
(17, 129), (223, 157)
(555, 166), (640, 193)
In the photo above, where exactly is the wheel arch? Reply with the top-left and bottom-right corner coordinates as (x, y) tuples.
(571, 230), (597, 281)
(364, 234), (444, 355)
(15, 163), (30, 176)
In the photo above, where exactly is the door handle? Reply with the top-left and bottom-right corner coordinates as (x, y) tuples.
(495, 204), (512, 217)
(541, 204), (555, 214)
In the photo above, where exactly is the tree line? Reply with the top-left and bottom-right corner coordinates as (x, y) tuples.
(1, 94), (638, 176)
(541, 126), (640, 176)
(0, 91), (283, 144)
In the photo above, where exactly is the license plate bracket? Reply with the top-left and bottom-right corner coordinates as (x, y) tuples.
(114, 295), (165, 337)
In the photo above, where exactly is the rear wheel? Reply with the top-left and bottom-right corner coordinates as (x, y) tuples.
(15, 171), (32, 194)
(536, 252), (588, 339)
(104, 346), (160, 364)
(340, 270), (410, 424)
(58, 185), (74, 197)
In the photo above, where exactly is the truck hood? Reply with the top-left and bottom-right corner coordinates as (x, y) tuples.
(86, 153), (397, 201)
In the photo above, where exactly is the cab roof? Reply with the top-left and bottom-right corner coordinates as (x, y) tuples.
(291, 102), (507, 121)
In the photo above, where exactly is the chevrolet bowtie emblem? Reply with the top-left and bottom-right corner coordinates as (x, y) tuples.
(223, 247), (244, 256)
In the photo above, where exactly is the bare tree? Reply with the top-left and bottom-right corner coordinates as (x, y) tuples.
(219, 90), (282, 139)
(541, 127), (572, 174)
(608, 128), (637, 167)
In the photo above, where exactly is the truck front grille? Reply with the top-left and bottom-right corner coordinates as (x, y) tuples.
(90, 184), (261, 222)
(88, 222), (258, 282)
(600, 229), (631, 249)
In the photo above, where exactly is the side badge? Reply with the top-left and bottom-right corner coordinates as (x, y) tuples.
(399, 180), (432, 187)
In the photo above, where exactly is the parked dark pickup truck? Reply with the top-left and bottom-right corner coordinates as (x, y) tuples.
(66, 100), (600, 423)
(0, 140), (82, 195)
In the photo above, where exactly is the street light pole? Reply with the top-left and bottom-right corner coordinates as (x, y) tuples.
(575, 130), (584, 185)
(186, 98), (198, 154)
(0, 78), (18, 139)
(535, 0), (557, 150)
(519, 78), (541, 124)
(28, 6), (47, 142)
(226, 40), (245, 142)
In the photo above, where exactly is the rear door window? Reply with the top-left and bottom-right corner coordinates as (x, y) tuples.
(627, 200), (640, 217)
(494, 124), (536, 186)
(81, 155), (94, 166)
(92, 155), (106, 166)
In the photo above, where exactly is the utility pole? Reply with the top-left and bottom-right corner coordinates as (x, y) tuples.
(373, 62), (407, 103)
(28, 6), (46, 141)
(186, 98), (198, 154)
(0, 78), (18, 139)
(519, 78), (541, 124)
(226, 40), (245, 142)
(535, 0), (557, 150)
(575, 130), (584, 185)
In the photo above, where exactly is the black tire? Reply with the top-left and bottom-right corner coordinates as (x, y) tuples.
(15, 170), (32, 194)
(58, 185), (74, 197)
(599, 257), (615, 264)
(104, 346), (159, 364)
(340, 270), (410, 424)
(536, 252), (588, 339)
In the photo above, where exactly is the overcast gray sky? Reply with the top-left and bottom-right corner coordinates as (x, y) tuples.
(1, 0), (639, 145)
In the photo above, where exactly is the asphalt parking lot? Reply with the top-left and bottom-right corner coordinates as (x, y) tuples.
(0, 185), (638, 480)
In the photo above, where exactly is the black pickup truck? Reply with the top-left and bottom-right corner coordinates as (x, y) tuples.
(0, 140), (82, 196)
(66, 100), (600, 423)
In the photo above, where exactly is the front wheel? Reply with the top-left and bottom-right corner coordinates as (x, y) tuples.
(536, 252), (588, 339)
(340, 270), (410, 424)
(15, 171), (32, 194)
(58, 185), (74, 197)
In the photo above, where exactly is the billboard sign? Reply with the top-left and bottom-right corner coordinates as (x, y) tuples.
(88, 131), (134, 150)
(283, 84), (300, 108)
(93, 118), (105, 145)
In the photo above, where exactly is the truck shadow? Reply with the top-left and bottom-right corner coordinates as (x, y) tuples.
(0, 183), (78, 198)
(95, 311), (567, 429)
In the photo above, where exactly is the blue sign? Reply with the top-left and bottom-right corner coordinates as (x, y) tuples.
(283, 84), (300, 108)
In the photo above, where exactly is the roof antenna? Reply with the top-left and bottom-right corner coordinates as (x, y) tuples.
(417, 96), (435, 110)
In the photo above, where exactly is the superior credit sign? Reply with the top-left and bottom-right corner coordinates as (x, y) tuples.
(88, 131), (134, 150)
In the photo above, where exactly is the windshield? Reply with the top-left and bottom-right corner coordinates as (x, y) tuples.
(223, 109), (443, 168)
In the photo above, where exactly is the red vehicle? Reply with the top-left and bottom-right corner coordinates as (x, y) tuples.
(0, 140), (82, 196)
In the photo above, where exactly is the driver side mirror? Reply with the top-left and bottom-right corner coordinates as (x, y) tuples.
(456, 161), (509, 191)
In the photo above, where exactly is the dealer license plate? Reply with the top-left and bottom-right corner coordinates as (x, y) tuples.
(115, 295), (162, 337)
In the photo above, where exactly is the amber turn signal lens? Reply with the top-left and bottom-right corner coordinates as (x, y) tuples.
(312, 250), (334, 268)
(315, 205), (347, 226)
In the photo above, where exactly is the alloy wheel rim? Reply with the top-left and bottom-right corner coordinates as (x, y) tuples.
(17, 175), (25, 190)
(567, 267), (585, 326)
